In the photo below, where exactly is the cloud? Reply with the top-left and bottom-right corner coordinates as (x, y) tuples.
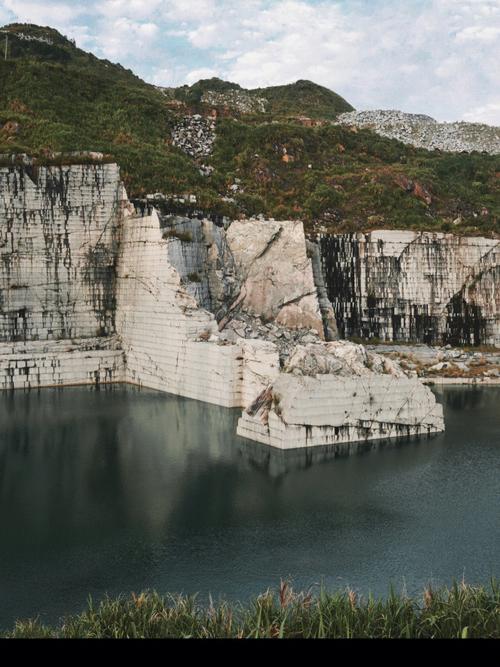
(186, 67), (219, 84)
(94, 17), (159, 60)
(2, 0), (85, 26)
(463, 102), (500, 126)
(96, 0), (163, 20)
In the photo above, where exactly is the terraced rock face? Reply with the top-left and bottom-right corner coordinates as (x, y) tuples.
(0, 162), (445, 451)
(336, 110), (500, 155)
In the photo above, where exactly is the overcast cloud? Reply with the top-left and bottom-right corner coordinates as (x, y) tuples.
(1, 0), (499, 124)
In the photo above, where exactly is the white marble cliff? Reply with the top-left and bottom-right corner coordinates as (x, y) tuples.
(0, 161), (446, 450)
(319, 231), (500, 347)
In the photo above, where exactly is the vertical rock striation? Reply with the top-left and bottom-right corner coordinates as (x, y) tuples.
(0, 163), (123, 342)
(0, 162), (127, 390)
(319, 231), (500, 347)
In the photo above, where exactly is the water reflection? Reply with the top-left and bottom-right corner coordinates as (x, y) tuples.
(237, 434), (441, 478)
(0, 384), (498, 629)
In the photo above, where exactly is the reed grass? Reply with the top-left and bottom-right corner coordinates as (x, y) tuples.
(4, 580), (499, 639)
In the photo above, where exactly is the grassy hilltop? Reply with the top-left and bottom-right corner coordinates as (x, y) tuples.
(0, 23), (499, 236)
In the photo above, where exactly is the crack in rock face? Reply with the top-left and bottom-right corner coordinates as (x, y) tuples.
(225, 219), (325, 336)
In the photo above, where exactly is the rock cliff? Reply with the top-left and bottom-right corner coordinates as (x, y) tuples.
(0, 162), (445, 449)
(319, 230), (500, 347)
(0, 162), (123, 342)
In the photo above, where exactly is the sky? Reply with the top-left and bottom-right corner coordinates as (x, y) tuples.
(0, 0), (499, 124)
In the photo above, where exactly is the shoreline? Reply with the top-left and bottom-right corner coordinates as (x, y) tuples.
(424, 377), (500, 386)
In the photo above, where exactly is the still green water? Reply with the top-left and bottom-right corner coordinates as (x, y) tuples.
(0, 385), (498, 628)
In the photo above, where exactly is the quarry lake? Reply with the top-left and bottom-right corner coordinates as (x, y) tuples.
(0, 385), (498, 629)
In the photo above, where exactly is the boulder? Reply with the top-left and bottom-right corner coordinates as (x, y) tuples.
(237, 340), (444, 449)
(226, 219), (324, 337)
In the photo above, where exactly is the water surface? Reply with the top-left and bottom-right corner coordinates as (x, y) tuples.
(0, 385), (498, 628)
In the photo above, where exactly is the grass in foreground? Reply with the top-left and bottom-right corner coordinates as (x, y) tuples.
(4, 580), (500, 638)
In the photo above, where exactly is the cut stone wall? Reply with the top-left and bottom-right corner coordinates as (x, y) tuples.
(237, 342), (444, 449)
(319, 230), (500, 347)
(0, 163), (123, 343)
(116, 210), (279, 407)
(0, 164), (446, 451)
(0, 337), (125, 391)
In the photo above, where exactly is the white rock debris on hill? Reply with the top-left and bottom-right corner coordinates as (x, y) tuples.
(171, 115), (216, 158)
(201, 90), (268, 114)
(336, 110), (500, 155)
(0, 161), (445, 451)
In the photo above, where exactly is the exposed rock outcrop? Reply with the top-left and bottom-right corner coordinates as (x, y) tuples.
(225, 219), (324, 336)
(319, 230), (500, 347)
(0, 163), (445, 451)
(237, 340), (444, 449)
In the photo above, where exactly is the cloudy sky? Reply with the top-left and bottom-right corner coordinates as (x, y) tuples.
(1, 0), (499, 124)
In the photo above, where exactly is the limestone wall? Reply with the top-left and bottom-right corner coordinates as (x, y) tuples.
(0, 163), (123, 343)
(237, 342), (444, 450)
(116, 211), (279, 407)
(0, 163), (446, 452)
(0, 337), (125, 391)
(319, 231), (500, 347)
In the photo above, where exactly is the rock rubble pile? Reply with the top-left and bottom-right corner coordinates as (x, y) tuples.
(285, 341), (406, 378)
(171, 115), (216, 158)
(368, 343), (500, 381)
(220, 312), (322, 364)
(336, 110), (500, 155)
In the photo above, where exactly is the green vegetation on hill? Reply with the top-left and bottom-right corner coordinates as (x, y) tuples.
(252, 79), (354, 119)
(170, 77), (353, 117)
(0, 23), (203, 195)
(0, 23), (498, 236)
(211, 119), (500, 235)
(4, 581), (500, 638)
(174, 77), (244, 105)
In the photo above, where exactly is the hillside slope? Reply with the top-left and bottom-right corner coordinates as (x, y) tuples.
(0, 23), (498, 236)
